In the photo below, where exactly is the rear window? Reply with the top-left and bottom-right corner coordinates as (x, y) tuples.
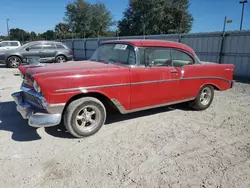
(10, 42), (19, 46)
(56, 44), (66, 49)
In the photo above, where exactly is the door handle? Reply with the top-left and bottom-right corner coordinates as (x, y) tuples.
(170, 69), (178, 73)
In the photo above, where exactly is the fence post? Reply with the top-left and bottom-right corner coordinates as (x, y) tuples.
(218, 31), (226, 64)
(178, 34), (182, 43)
(72, 39), (75, 60)
(84, 38), (87, 60)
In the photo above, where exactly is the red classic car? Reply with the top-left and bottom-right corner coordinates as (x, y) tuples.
(12, 40), (234, 138)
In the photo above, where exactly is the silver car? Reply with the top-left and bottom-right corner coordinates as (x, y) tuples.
(0, 41), (73, 68)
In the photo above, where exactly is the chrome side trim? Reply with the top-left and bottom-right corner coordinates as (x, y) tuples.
(181, 76), (231, 83)
(55, 76), (231, 93)
(111, 98), (195, 114)
(131, 79), (179, 85)
(55, 83), (130, 93)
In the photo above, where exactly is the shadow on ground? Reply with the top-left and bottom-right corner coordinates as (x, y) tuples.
(234, 76), (250, 84)
(0, 101), (188, 142)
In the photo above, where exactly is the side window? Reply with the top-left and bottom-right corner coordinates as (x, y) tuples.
(172, 50), (194, 67)
(29, 44), (42, 51)
(43, 43), (56, 50)
(0, 42), (9, 47)
(56, 44), (66, 49)
(10, 42), (19, 46)
(139, 47), (172, 67)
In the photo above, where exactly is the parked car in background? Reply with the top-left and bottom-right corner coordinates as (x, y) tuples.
(0, 40), (21, 51)
(12, 39), (234, 138)
(0, 41), (73, 68)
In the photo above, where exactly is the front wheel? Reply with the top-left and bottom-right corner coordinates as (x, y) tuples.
(190, 85), (214, 111)
(6, 56), (22, 68)
(63, 97), (106, 138)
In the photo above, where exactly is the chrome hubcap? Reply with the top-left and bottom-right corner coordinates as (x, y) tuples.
(200, 87), (212, 106)
(57, 56), (66, 63)
(9, 57), (21, 67)
(75, 105), (100, 132)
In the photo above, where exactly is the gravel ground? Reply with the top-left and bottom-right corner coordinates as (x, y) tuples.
(0, 65), (250, 188)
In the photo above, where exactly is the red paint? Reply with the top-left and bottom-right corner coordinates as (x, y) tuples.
(18, 40), (234, 111)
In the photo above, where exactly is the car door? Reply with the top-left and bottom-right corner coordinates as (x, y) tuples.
(171, 49), (197, 100)
(41, 42), (57, 62)
(22, 43), (43, 62)
(130, 47), (181, 110)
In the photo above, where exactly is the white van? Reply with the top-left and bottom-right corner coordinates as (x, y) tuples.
(0, 40), (21, 51)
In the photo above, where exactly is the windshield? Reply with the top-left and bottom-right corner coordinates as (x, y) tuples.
(90, 43), (136, 66)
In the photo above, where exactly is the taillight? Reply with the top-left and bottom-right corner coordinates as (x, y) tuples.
(68, 49), (73, 55)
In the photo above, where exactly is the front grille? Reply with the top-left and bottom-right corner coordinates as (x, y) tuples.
(23, 92), (46, 109)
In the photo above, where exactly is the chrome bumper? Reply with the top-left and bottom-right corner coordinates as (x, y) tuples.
(12, 91), (63, 128)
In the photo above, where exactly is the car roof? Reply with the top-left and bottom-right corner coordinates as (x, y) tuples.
(0, 40), (20, 42)
(104, 39), (195, 55)
(24, 41), (65, 45)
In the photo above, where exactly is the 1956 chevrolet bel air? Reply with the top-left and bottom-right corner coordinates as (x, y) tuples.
(12, 40), (234, 138)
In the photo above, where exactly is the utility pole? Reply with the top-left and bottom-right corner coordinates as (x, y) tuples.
(239, 0), (248, 30)
(6, 19), (10, 39)
(223, 16), (227, 33)
(219, 16), (232, 64)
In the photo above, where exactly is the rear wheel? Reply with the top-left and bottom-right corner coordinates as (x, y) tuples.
(6, 56), (22, 68)
(190, 85), (214, 111)
(55, 55), (67, 63)
(63, 97), (106, 138)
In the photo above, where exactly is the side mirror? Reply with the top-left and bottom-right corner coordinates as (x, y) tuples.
(26, 47), (30, 51)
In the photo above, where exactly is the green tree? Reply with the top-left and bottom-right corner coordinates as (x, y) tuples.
(55, 23), (69, 39)
(0, 36), (7, 41)
(90, 3), (113, 37)
(29, 31), (37, 41)
(118, 6), (136, 36)
(64, 0), (114, 37)
(9, 28), (30, 41)
(118, 0), (193, 36)
(40, 30), (55, 40)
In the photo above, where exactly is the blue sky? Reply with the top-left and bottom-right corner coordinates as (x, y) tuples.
(0, 0), (249, 35)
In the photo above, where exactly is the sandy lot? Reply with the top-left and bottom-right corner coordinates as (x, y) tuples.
(0, 65), (250, 188)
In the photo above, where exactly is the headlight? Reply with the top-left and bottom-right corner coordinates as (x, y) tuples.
(33, 80), (41, 93)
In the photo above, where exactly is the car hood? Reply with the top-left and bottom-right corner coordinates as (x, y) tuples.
(19, 60), (128, 76)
